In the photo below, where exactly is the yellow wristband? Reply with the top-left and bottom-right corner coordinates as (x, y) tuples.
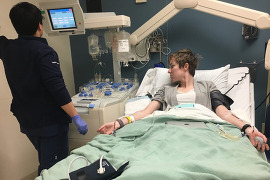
(126, 116), (132, 124)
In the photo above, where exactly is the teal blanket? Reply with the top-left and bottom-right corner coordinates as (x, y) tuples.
(36, 109), (270, 180)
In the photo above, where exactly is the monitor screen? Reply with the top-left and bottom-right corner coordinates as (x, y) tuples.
(47, 8), (77, 30)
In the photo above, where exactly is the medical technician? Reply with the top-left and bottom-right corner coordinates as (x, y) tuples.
(98, 48), (269, 152)
(0, 2), (88, 175)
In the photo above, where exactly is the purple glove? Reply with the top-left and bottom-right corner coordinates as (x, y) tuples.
(72, 115), (88, 135)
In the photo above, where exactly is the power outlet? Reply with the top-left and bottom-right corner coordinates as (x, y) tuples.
(242, 24), (259, 40)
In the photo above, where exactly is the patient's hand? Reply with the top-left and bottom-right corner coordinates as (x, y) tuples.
(97, 122), (116, 135)
(246, 127), (270, 152)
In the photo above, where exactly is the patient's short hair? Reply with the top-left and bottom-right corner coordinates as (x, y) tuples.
(168, 48), (199, 76)
(9, 2), (43, 36)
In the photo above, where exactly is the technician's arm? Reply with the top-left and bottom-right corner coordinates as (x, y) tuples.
(215, 105), (269, 152)
(61, 101), (78, 117)
(61, 102), (88, 135)
(39, 50), (88, 135)
(97, 100), (161, 134)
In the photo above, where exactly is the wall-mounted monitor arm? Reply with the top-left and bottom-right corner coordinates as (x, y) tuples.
(130, 1), (182, 47)
(130, 0), (270, 70)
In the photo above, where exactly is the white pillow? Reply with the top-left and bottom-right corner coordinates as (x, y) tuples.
(125, 96), (151, 115)
(150, 68), (171, 95)
(225, 67), (252, 125)
(194, 64), (230, 94)
(136, 65), (230, 96)
(136, 69), (158, 97)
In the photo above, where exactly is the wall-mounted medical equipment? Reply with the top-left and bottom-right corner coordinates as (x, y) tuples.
(129, 0), (270, 70)
(39, 0), (85, 36)
(69, 78), (139, 150)
(39, 0), (133, 82)
(39, 0), (130, 36)
(83, 12), (130, 30)
(242, 24), (259, 40)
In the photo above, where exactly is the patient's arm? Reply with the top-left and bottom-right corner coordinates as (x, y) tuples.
(97, 100), (161, 134)
(215, 105), (245, 128)
(215, 105), (269, 152)
(129, 100), (161, 122)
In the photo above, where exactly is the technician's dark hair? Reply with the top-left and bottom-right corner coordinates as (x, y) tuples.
(9, 2), (43, 36)
(168, 48), (201, 77)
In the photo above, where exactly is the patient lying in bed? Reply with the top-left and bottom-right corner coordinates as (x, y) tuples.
(36, 103), (270, 180)
(98, 48), (269, 152)
(35, 49), (270, 180)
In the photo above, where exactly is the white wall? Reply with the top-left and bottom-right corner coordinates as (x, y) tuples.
(0, 0), (75, 179)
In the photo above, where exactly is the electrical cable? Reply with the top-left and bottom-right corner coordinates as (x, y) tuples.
(148, 28), (170, 57)
(223, 59), (268, 110)
(68, 156), (89, 180)
(162, 46), (171, 56)
(97, 155), (105, 174)
(135, 37), (150, 58)
(255, 91), (270, 110)
(129, 60), (150, 70)
(157, 28), (170, 56)
(224, 72), (249, 95)
(231, 59), (266, 110)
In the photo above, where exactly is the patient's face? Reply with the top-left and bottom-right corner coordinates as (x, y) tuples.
(168, 58), (185, 82)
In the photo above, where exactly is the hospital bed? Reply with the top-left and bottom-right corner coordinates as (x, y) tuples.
(35, 65), (270, 180)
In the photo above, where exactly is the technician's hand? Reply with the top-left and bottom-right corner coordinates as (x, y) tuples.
(97, 122), (116, 135)
(72, 115), (88, 135)
(246, 127), (269, 152)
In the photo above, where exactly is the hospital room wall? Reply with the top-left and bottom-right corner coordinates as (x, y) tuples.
(0, 0), (76, 179)
(70, 0), (270, 131)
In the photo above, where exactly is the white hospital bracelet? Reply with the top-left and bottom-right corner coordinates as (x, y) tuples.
(129, 115), (135, 123)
